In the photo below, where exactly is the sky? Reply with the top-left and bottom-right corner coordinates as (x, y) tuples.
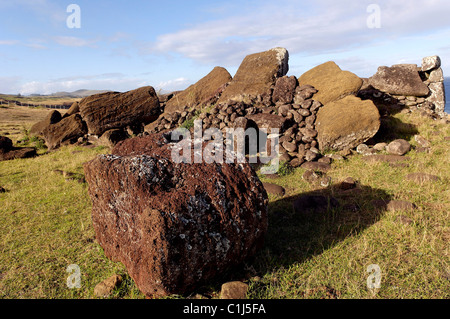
(0, 0), (449, 95)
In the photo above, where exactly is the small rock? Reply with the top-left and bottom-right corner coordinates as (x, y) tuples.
(362, 154), (408, 163)
(220, 281), (249, 299)
(302, 170), (320, 184)
(373, 143), (387, 151)
(415, 146), (430, 153)
(320, 176), (332, 187)
(414, 135), (431, 148)
(318, 157), (332, 164)
(386, 139), (411, 156)
(356, 144), (369, 154)
(290, 157), (304, 168)
(339, 177), (357, 190)
(262, 183), (285, 196)
(94, 274), (122, 298)
(405, 173), (439, 183)
(396, 215), (414, 225)
(386, 200), (415, 212)
(0, 186), (6, 193)
(301, 162), (331, 173)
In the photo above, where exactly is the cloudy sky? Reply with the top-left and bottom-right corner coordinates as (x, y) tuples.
(0, 0), (449, 95)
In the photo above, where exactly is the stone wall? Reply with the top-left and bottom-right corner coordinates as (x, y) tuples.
(361, 55), (446, 119)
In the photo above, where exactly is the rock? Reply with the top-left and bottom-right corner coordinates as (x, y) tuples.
(386, 139), (411, 156)
(289, 157), (304, 168)
(298, 61), (363, 105)
(369, 65), (429, 96)
(262, 183), (285, 196)
(83, 132), (269, 297)
(300, 162), (331, 173)
(0, 186), (5, 193)
(293, 195), (339, 214)
(63, 102), (80, 118)
(386, 200), (415, 212)
(30, 110), (62, 136)
(302, 169), (320, 184)
(0, 146), (37, 161)
(79, 86), (160, 136)
(428, 68), (444, 83)
(94, 274), (122, 298)
(305, 150), (318, 162)
(0, 136), (13, 153)
(165, 67), (232, 114)
(414, 135), (431, 148)
(373, 143), (387, 151)
(315, 95), (380, 151)
(282, 141), (297, 153)
(356, 144), (369, 154)
(98, 129), (129, 148)
(339, 177), (357, 190)
(362, 154), (408, 163)
(427, 82), (446, 114)
(272, 76), (297, 104)
(218, 47), (289, 104)
(422, 55), (441, 72)
(246, 113), (289, 133)
(405, 173), (439, 183)
(42, 114), (87, 150)
(220, 281), (249, 299)
(317, 157), (332, 164)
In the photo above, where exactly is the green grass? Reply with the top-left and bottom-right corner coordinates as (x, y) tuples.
(0, 111), (449, 299)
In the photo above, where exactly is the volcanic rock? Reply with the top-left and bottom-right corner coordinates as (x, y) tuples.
(165, 67), (232, 114)
(42, 114), (87, 150)
(79, 86), (160, 136)
(369, 65), (429, 96)
(298, 61), (363, 105)
(30, 110), (62, 136)
(83, 132), (269, 297)
(218, 47), (289, 104)
(315, 95), (380, 151)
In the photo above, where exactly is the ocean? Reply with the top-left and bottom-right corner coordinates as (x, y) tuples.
(445, 78), (450, 114)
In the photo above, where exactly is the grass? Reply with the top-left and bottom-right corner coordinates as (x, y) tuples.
(0, 108), (449, 299)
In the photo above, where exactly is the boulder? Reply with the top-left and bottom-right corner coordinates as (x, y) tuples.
(315, 95), (380, 151)
(0, 136), (37, 161)
(386, 139), (411, 156)
(220, 281), (249, 299)
(218, 47), (289, 104)
(42, 114), (87, 150)
(427, 68), (444, 83)
(79, 86), (160, 136)
(297, 61), (363, 105)
(427, 82), (446, 113)
(272, 76), (297, 104)
(0, 136), (13, 152)
(405, 173), (439, 183)
(83, 132), (269, 297)
(369, 65), (429, 96)
(165, 67), (232, 114)
(63, 101), (80, 118)
(262, 182), (285, 196)
(422, 55), (441, 72)
(30, 110), (62, 136)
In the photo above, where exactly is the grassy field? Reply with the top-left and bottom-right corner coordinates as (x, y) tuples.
(0, 105), (449, 299)
(0, 94), (81, 106)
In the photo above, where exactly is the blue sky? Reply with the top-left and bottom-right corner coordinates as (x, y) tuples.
(0, 0), (449, 95)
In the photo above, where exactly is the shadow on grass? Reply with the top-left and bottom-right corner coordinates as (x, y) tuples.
(200, 182), (392, 297)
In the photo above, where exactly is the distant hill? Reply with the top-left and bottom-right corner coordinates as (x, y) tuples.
(49, 89), (112, 98)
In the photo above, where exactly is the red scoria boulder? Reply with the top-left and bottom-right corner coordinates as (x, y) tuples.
(83, 132), (269, 297)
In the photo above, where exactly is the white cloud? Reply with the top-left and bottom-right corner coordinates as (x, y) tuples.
(13, 74), (153, 95)
(156, 77), (191, 92)
(0, 40), (20, 46)
(148, 0), (450, 68)
(53, 36), (97, 48)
